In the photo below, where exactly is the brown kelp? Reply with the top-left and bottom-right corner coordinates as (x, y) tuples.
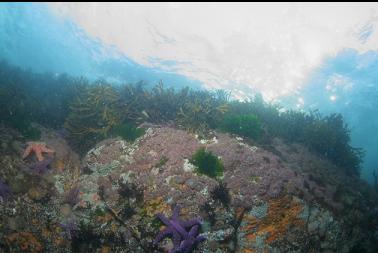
(0, 61), (365, 175)
(176, 89), (229, 135)
(64, 81), (123, 152)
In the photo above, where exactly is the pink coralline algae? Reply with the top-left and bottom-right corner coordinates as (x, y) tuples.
(132, 127), (200, 173)
(207, 133), (305, 206)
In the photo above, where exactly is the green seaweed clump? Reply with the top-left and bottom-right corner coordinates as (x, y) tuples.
(221, 113), (262, 140)
(190, 147), (224, 178)
(111, 122), (146, 143)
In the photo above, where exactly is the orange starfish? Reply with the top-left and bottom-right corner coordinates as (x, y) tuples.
(22, 142), (55, 162)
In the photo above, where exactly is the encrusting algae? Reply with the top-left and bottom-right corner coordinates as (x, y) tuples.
(5, 231), (43, 253)
(241, 195), (305, 245)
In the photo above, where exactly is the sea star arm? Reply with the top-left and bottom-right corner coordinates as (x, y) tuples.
(188, 225), (200, 237)
(169, 205), (195, 237)
(42, 147), (55, 154)
(157, 212), (187, 240)
(172, 205), (181, 220)
(156, 213), (173, 227)
(176, 238), (196, 253)
(22, 145), (33, 159)
(179, 218), (201, 229)
(153, 227), (172, 245)
(170, 220), (188, 238)
(172, 229), (181, 249)
(154, 227), (181, 253)
(196, 235), (206, 243)
(35, 150), (44, 162)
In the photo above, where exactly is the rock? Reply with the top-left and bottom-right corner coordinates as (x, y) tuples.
(7, 217), (23, 231)
(60, 204), (72, 217)
(1, 126), (377, 253)
(28, 186), (49, 202)
(9, 172), (29, 193)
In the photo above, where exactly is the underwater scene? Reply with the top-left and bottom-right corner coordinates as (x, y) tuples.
(1, 2), (378, 253)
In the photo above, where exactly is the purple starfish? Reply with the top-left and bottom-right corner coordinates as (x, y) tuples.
(154, 205), (206, 253)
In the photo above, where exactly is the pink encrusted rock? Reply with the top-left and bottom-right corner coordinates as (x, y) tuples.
(32, 125), (377, 252)
(207, 133), (305, 207)
(77, 126), (368, 235)
(132, 127), (200, 173)
(84, 138), (131, 167)
(78, 127), (309, 213)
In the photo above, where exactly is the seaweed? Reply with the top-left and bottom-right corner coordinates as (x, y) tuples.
(221, 113), (262, 140)
(142, 81), (188, 123)
(111, 122), (145, 142)
(0, 61), (77, 129)
(210, 180), (231, 208)
(0, 60), (364, 176)
(71, 221), (101, 252)
(373, 170), (378, 194)
(190, 147), (224, 178)
(64, 82), (123, 153)
(118, 81), (151, 123)
(117, 180), (144, 220)
(176, 89), (229, 135)
(6, 115), (41, 140)
(227, 97), (363, 175)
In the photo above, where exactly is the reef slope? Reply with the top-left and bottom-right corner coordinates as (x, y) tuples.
(0, 125), (377, 253)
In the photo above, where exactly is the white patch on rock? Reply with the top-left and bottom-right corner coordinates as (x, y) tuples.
(165, 175), (175, 185)
(119, 154), (134, 164)
(199, 136), (218, 144)
(151, 167), (160, 176)
(200, 186), (209, 196)
(119, 171), (136, 184)
(166, 197), (173, 204)
(148, 150), (158, 158)
(144, 128), (154, 137)
(213, 137), (219, 144)
(90, 160), (120, 176)
(238, 142), (258, 152)
(183, 159), (196, 173)
(88, 145), (104, 157)
(250, 146), (258, 152)
(54, 175), (66, 194)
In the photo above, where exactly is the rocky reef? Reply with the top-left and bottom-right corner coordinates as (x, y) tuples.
(0, 124), (377, 253)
